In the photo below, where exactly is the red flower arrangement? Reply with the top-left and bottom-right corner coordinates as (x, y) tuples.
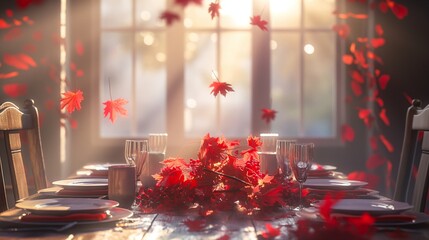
(137, 134), (306, 215)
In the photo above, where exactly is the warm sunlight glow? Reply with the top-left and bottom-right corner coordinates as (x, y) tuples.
(156, 52), (166, 62)
(140, 11), (151, 21)
(143, 32), (155, 46)
(304, 44), (315, 55)
(186, 98), (197, 109)
(270, 0), (300, 14)
(220, 0), (251, 26)
(270, 40), (278, 50)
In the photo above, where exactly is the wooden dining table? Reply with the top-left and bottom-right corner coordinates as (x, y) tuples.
(0, 165), (428, 240)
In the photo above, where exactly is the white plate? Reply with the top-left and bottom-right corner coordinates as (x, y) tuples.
(83, 163), (124, 171)
(15, 198), (118, 215)
(52, 179), (108, 190)
(0, 207), (132, 226)
(317, 199), (413, 216)
(303, 179), (368, 190)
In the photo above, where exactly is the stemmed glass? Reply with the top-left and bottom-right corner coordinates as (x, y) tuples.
(289, 143), (314, 210)
(124, 140), (149, 212)
(276, 140), (296, 180)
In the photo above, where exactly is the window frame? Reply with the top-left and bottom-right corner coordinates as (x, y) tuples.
(89, 0), (346, 152)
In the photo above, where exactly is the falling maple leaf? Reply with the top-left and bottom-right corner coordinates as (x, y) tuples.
(175, 0), (202, 8)
(379, 134), (394, 152)
(250, 15), (268, 31)
(375, 24), (384, 36)
(103, 98), (128, 123)
(332, 24), (350, 39)
(389, 2), (408, 19)
(379, 108), (390, 126)
(341, 124), (355, 142)
(342, 54), (353, 65)
(259, 223), (280, 239)
(208, 2), (220, 19)
(378, 74), (390, 90)
(371, 38), (385, 48)
(0, 72), (19, 79)
(3, 53), (36, 70)
(3, 83), (27, 97)
(261, 108), (277, 124)
(160, 11), (180, 26)
(209, 81), (234, 97)
(60, 90), (84, 113)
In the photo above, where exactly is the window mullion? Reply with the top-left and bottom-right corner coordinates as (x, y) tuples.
(299, 0), (305, 137)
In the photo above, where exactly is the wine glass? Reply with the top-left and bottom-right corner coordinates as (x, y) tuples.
(276, 140), (296, 180)
(124, 140), (148, 212)
(289, 143), (314, 210)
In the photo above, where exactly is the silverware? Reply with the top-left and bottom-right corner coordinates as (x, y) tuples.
(0, 221), (77, 232)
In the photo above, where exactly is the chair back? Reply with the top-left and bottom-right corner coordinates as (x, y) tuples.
(394, 99), (429, 212)
(0, 99), (47, 211)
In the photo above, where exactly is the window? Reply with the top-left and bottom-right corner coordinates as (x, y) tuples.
(99, 0), (339, 141)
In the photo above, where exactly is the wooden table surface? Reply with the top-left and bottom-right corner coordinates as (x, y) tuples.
(1, 205), (429, 240)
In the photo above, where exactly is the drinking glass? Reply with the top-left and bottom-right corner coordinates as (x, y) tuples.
(124, 140), (148, 211)
(289, 143), (314, 210)
(259, 133), (279, 175)
(276, 140), (296, 179)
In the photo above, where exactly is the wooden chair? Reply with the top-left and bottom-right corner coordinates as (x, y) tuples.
(394, 99), (429, 212)
(0, 99), (48, 211)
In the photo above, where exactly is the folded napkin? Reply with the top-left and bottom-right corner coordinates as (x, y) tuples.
(20, 212), (108, 222)
(330, 213), (416, 223)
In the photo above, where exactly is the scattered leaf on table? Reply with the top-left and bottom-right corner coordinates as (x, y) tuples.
(260, 223), (281, 239)
(183, 218), (206, 232)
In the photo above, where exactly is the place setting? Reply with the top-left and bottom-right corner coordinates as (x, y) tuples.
(310, 198), (429, 227)
(0, 198), (133, 232)
(37, 178), (109, 198)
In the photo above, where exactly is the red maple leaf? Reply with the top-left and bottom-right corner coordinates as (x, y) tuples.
(389, 2), (408, 19)
(250, 15), (268, 31)
(379, 108), (390, 126)
(375, 24), (384, 36)
(332, 24), (350, 39)
(175, 0), (202, 8)
(60, 90), (84, 113)
(342, 54), (353, 65)
(366, 154), (388, 170)
(379, 134), (394, 152)
(351, 70), (364, 83)
(0, 19), (11, 29)
(247, 135), (262, 149)
(371, 38), (385, 48)
(209, 81), (234, 97)
(378, 74), (390, 90)
(3, 83), (27, 97)
(183, 218), (206, 232)
(351, 81), (362, 96)
(261, 108), (277, 124)
(260, 223), (280, 239)
(3, 53), (36, 70)
(103, 98), (128, 123)
(0, 72), (19, 79)
(358, 108), (373, 127)
(160, 11), (180, 26)
(341, 124), (355, 142)
(208, 2), (220, 19)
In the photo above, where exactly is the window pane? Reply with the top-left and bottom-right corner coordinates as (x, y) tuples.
(185, 32), (217, 137)
(185, 0), (216, 29)
(135, 0), (166, 28)
(271, 33), (301, 136)
(219, 32), (251, 137)
(101, 0), (132, 28)
(303, 32), (336, 137)
(270, 0), (301, 29)
(304, 0), (336, 28)
(136, 32), (167, 135)
(220, 0), (252, 29)
(100, 32), (133, 137)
